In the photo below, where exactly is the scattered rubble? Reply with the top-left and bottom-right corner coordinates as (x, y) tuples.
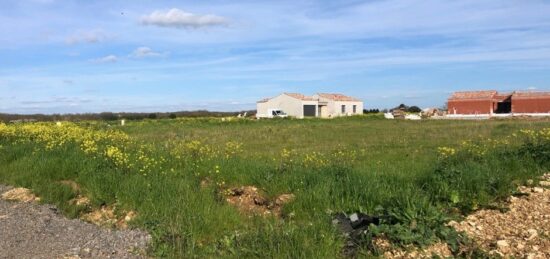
(384, 113), (394, 119)
(375, 238), (453, 259)
(447, 174), (550, 258)
(224, 186), (294, 217)
(1, 187), (40, 203)
(70, 196), (91, 206)
(336, 173), (550, 258)
(391, 109), (406, 119)
(81, 206), (138, 230)
(421, 108), (445, 117)
(404, 114), (422, 120)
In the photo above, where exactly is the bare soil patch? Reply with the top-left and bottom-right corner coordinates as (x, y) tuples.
(225, 186), (295, 217)
(81, 206), (138, 230)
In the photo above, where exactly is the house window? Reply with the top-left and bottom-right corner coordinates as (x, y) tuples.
(353, 105), (357, 113)
(341, 105), (346, 113)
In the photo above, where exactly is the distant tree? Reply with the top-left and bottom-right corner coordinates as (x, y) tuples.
(407, 106), (422, 113)
(148, 113), (157, 119)
(169, 113), (177, 119)
(99, 112), (118, 121)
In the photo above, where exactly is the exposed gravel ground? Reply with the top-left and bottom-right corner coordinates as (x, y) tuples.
(0, 185), (150, 259)
(449, 178), (550, 258)
(379, 173), (550, 258)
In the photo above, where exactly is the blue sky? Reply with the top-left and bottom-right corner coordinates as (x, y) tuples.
(2, 0), (550, 114)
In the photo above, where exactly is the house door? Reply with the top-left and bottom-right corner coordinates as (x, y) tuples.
(496, 102), (511, 114)
(303, 105), (316, 117)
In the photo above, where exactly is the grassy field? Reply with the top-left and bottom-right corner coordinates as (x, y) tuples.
(1, 115), (550, 258)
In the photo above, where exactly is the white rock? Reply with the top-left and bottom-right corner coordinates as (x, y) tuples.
(532, 187), (544, 193)
(496, 240), (509, 248)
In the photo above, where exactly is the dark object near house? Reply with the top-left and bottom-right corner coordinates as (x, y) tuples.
(333, 212), (392, 257)
(407, 106), (421, 113)
(363, 109), (380, 114)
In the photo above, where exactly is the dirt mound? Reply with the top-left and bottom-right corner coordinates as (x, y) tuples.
(81, 206), (137, 230)
(225, 186), (294, 217)
(1, 187), (40, 203)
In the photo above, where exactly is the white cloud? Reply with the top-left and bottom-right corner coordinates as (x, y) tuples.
(129, 47), (166, 58)
(140, 8), (229, 29)
(92, 55), (118, 63)
(66, 29), (109, 44)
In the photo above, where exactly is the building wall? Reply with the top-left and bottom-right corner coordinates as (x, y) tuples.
(256, 102), (269, 117)
(314, 95), (363, 117)
(258, 94), (364, 118)
(330, 101), (363, 117)
(266, 94), (303, 118)
(257, 94), (321, 118)
(512, 97), (550, 113)
(448, 100), (494, 115)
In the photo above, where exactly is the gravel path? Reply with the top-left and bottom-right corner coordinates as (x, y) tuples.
(0, 185), (150, 259)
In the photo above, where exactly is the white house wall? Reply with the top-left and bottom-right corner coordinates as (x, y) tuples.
(259, 94), (302, 118)
(256, 102), (269, 117)
(315, 95), (363, 117)
(258, 94), (363, 118)
(331, 101), (363, 117)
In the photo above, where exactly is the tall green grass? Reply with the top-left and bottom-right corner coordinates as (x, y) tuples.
(1, 117), (549, 258)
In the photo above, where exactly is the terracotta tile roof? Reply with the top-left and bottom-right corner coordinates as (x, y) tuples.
(449, 90), (497, 100)
(512, 91), (550, 98)
(284, 93), (317, 101)
(317, 93), (361, 102)
(494, 93), (513, 101)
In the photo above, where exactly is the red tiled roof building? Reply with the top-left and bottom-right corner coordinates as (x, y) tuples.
(512, 91), (550, 113)
(447, 90), (498, 115)
(447, 90), (550, 115)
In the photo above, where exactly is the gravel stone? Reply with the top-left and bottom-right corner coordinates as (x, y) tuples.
(0, 185), (150, 259)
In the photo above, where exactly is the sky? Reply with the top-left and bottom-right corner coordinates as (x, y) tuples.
(2, 0), (550, 114)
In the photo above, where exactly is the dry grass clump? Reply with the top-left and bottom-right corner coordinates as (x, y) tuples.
(1, 188), (40, 203)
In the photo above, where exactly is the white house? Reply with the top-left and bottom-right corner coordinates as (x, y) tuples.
(256, 93), (363, 119)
